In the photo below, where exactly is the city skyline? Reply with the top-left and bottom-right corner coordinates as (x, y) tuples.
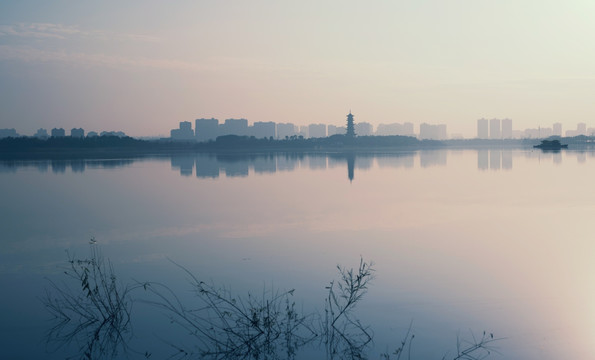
(3, 2), (595, 138)
(7, 115), (595, 141)
(6, 111), (595, 140)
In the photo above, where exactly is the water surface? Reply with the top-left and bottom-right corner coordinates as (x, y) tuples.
(1, 149), (594, 359)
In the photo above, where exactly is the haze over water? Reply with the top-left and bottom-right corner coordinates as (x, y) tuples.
(1, 149), (594, 359)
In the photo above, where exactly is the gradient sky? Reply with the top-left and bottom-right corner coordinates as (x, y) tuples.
(2, 1), (595, 137)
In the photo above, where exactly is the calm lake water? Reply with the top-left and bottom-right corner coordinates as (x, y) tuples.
(1, 148), (594, 359)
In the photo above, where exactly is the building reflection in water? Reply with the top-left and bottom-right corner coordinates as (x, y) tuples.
(478, 150), (489, 170)
(70, 159), (86, 173)
(327, 153), (355, 181)
(219, 155), (250, 178)
(196, 155), (219, 178)
(577, 151), (586, 164)
(277, 153), (300, 172)
(327, 153), (378, 182)
(553, 152), (562, 164)
(36, 161), (48, 173)
(529, 148), (592, 165)
(171, 155), (194, 176)
(377, 153), (415, 169)
(490, 150), (501, 170)
(51, 160), (67, 173)
(420, 150), (447, 168)
(477, 149), (513, 171)
(308, 155), (327, 170)
(0, 159), (134, 174)
(0, 152), (433, 181)
(356, 156), (374, 170)
(11, 148), (595, 180)
(486, 147), (595, 168)
(502, 150), (512, 170)
(253, 154), (276, 174)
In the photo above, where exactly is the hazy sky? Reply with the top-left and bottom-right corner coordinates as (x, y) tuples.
(2, 1), (595, 137)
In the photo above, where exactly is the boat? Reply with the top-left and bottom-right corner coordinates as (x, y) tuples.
(533, 139), (568, 150)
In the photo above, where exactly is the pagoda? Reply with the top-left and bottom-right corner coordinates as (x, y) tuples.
(346, 111), (356, 137)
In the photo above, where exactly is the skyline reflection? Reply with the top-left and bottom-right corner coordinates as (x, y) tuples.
(1, 149), (593, 180)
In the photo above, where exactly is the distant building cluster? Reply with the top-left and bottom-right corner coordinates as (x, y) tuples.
(476, 118), (595, 139)
(0, 128), (18, 138)
(562, 122), (595, 137)
(476, 118), (513, 139)
(0, 127), (126, 139)
(419, 123), (447, 140)
(171, 114), (440, 142)
(8, 116), (595, 142)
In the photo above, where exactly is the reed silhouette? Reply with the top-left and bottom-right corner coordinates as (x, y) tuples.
(43, 246), (140, 359)
(43, 245), (501, 360)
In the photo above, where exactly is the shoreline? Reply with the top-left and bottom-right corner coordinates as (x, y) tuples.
(1, 134), (591, 160)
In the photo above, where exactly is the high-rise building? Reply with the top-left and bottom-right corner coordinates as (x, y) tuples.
(524, 128), (540, 138)
(402, 122), (414, 136)
(539, 127), (553, 138)
(577, 123), (587, 135)
(477, 118), (489, 139)
(195, 118), (219, 142)
(437, 124), (447, 140)
(251, 121), (276, 139)
(180, 121), (192, 131)
(355, 122), (373, 136)
(477, 118), (488, 139)
(489, 118), (501, 139)
(220, 118), (248, 136)
(376, 123), (401, 136)
(171, 121), (195, 140)
(419, 123), (447, 140)
(328, 125), (346, 136)
(71, 128), (85, 138)
(298, 125), (308, 138)
(277, 123), (297, 139)
(34, 128), (48, 139)
(478, 150), (488, 170)
(553, 123), (562, 136)
(308, 123), (326, 138)
(501, 119), (512, 139)
(419, 123), (435, 140)
(346, 111), (355, 137)
(478, 118), (489, 138)
(51, 128), (65, 137)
